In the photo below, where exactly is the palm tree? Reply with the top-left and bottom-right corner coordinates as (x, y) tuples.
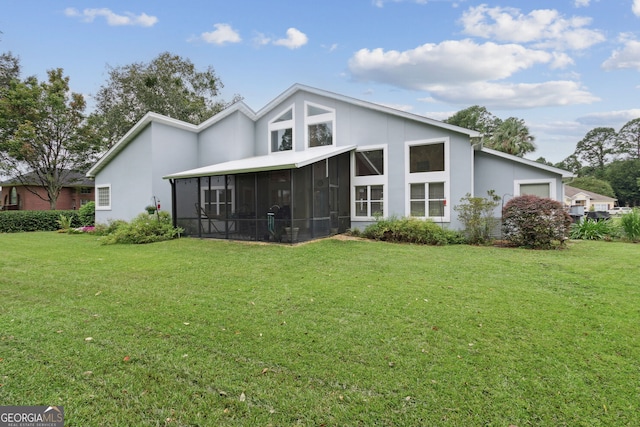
(486, 117), (535, 157)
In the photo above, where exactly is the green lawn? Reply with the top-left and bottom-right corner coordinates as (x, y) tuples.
(1, 233), (639, 426)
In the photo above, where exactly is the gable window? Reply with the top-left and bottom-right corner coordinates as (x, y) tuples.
(352, 146), (387, 219)
(409, 143), (444, 173)
(405, 138), (450, 221)
(306, 102), (335, 148)
(269, 106), (294, 153)
(96, 184), (111, 210)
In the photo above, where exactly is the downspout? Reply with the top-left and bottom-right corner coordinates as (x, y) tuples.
(170, 179), (176, 228)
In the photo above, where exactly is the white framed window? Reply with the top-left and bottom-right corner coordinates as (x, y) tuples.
(305, 102), (335, 148)
(200, 176), (235, 217)
(268, 104), (294, 153)
(96, 184), (111, 210)
(201, 188), (233, 217)
(409, 182), (446, 217)
(352, 145), (387, 219)
(514, 179), (555, 199)
(405, 138), (450, 221)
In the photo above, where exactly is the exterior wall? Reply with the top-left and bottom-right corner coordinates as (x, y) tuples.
(474, 150), (564, 218)
(94, 123), (198, 223)
(1, 185), (93, 210)
(198, 111), (256, 165)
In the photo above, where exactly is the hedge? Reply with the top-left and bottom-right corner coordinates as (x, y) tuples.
(0, 210), (81, 233)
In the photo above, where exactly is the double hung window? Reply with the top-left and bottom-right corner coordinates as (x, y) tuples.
(353, 147), (386, 219)
(405, 139), (449, 220)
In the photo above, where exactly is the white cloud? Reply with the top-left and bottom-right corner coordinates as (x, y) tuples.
(199, 23), (242, 45)
(602, 35), (640, 71)
(349, 39), (562, 90)
(574, 0), (590, 7)
(576, 109), (640, 126)
(273, 28), (308, 49)
(252, 32), (271, 47)
(633, 0), (640, 17)
(460, 5), (605, 50)
(64, 7), (157, 27)
(427, 81), (599, 108)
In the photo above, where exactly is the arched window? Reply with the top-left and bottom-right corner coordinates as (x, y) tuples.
(9, 187), (17, 205)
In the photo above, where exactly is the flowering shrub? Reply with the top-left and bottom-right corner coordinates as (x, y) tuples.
(502, 195), (572, 249)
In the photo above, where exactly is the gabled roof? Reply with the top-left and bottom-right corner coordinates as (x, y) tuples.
(255, 84), (482, 137)
(164, 145), (356, 179)
(564, 185), (616, 202)
(86, 101), (256, 178)
(87, 84), (481, 178)
(479, 147), (575, 178)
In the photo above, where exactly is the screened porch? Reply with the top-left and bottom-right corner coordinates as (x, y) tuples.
(169, 151), (351, 243)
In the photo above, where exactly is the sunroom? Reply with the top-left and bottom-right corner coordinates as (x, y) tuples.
(164, 146), (353, 243)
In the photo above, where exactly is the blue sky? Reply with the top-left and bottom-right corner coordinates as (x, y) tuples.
(2, 0), (640, 163)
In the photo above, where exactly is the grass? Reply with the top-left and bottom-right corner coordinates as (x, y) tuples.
(1, 233), (639, 426)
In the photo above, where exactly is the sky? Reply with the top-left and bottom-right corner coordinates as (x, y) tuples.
(2, 0), (640, 163)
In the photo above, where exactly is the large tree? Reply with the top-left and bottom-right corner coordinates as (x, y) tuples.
(444, 105), (501, 136)
(616, 117), (640, 159)
(575, 127), (617, 169)
(566, 176), (616, 198)
(91, 52), (231, 148)
(0, 51), (20, 90)
(605, 159), (640, 207)
(0, 68), (100, 209)
(555, 153), (582, 175)
(485, 117), (536, 157)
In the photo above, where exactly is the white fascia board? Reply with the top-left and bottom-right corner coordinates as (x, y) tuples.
(480, 147), (575, 178)
(86, 112), (198, 177)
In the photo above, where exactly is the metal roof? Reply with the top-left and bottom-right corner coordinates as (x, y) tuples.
(163, 145), (356, 179)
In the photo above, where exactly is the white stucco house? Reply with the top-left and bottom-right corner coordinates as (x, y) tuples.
(86, 84), (573, 242)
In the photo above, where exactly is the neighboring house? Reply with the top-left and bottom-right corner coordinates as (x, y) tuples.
(564, 185), (617, 213)
(87, 84), (573, 242)
(0, 171), (94, 211)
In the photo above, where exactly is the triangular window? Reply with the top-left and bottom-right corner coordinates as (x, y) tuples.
(273, 108), (293, 123)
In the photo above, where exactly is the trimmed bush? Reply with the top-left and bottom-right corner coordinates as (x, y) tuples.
(570, 218), (619, 241)
(502, 195), (572, 249)
(0, 210), (81, 232)
(362, 216), (464, 245)
(99, 211), (182, 244)
(620, 208), (640, 242)
(78, 201), (95, 226)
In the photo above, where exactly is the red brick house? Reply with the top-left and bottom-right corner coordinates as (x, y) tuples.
(0, 171), (94, 211)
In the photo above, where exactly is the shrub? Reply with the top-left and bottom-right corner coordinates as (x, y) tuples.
(0, 210), (80, 232)
(502, 195), (572, 249)
(454, 191), (501, 245)
(78, 201), (95, 226)
(620, 208), (640, 242)
(100, 211), (182, 244)
(57, 214), (73, 231)
(570, 218), (619, 240)
(362, 216), (464, 245)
